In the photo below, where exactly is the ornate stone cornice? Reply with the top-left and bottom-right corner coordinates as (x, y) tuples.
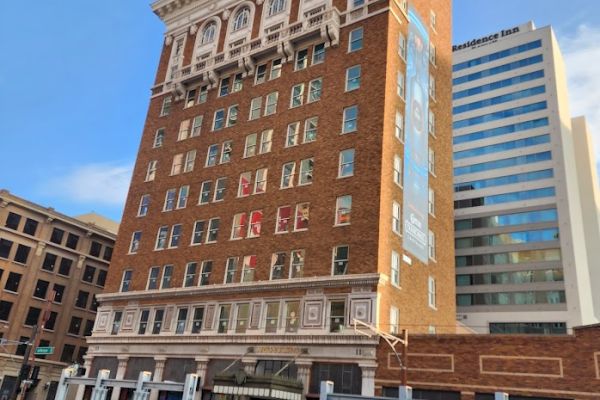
(97, 273), (382, 302)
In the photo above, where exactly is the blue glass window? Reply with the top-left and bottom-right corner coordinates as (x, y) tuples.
(455, 209), (558, 230)
(454, 151), (551, 176)
(455, 227), (559, 248)
(453, 40), (542, 72)
(457, 290), (565, 306)
(454, 187), (556, 209)
(453, 70), (545, 100)
(453, 101), (547, 129)
(453, 55), (543, 85)
(456, 248), (561, 267)
(453, 86), (545, 114)
(453, 118), (549, 145)
(453, 134), (550, 160)
(454, 169), (554, 192)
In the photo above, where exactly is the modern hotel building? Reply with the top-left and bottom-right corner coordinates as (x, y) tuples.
(452, 22), (600, 334)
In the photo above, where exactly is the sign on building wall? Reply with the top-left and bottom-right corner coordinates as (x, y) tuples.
(402, 7), (430, 264)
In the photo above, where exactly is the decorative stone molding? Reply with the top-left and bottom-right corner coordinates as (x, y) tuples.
(0, 200), (8, 208)
(223, 9), (231, 20)
(35, 241), (46, 256)
(165, 35), (174, 46)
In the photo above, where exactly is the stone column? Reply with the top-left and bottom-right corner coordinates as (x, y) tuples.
(149, 356), (167, 400)
(74, 355), (94, 400)
(110, 355), (129, 400)
(359, 365), (376, 397)
(195, 357), (210, 400)
(296, 361), (312, 395)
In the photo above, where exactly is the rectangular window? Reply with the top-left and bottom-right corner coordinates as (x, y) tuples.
(248, 210), (263, 238)
(14, 244), (30, 264)
(171, 154), (183, 175)
(235, 303), (250, 333)
(184, 150), (196, 172)
(185, 89), (196, 108)
(393, 155), (402, 186)
(184, 262), (197, 287)
(145, 160), (157, 181)
(345, 65), (361, 91)
(164, 188), (177, 211)
(175, 308), (188, 334)
(290, 250), (305, 278)
(212, 109), (225, 131)
(153, 128), (165, 148)
(69, 316), (82, 336)
(200, 261), (212, 285)
(339, 149), (355, 177)
(391, 250), (400, 286)
(191, 307), (204, 333)
(0, 239), (12, 259)
(428, 187), (435, 215)
(294, 203), (310, 232)
(218, 305), (231, 333)
(390, 306), (399, 334)
(428, 148), (435, 174)
(42, 253), (56, 271)
(58, 258), (72, 276)
(82, 265), (96, 283)
(299, 158), (314, 185)
(110, 312), (122, 335)
(191, 115), (203, 137)
(304, 117), (318, 143)
(429, 42), (436, 65)
(53, 284), (65, 303)
(191, 220), (205, 245)
(392, 202), (401, 234)
(286, 122), (300, 147)
(160, 96), (172, 116)
(129, 231), (142, 253)
(397, 71), (405, 98)
(206, 144), (219, 167)
(429, 74), (436, 99)
(169, 225), (182, 248)
(220, 141), (232, 164)
(249, 97), (262, 120)
(207, 218), (220, 243)
(329, 301), (345, 332)
(198, 85), (208, 103)
(429, 230), (436, 260)
(23, 218), (38, 236)
(238, 171), (252, 197)
(138, 309), (150, 334)
(121, 270), (133, 292)
(295, 49), (308, 70)
(430, 10), (436, 29)
(312, 43), (326, 64)
(276, 205), (292, 233)
(227, 104), (239, 127)
(231, 213), (247, 240)
(5, 212), (20, 230)
(349, 28), (363, 52)
(335, 195), (352, 225)
(260, 129), (273, 153)
(270, 58), (282, 80)
(429, 111), (435, 136)
(177, 185), (189, 209)
(147, 266), (160, 289)
(290, 84), (304, 108)
(214, 177), (227, 202)
(50, 228), (65, 245)
(75, 290), (89, 308)
(242, 255), (257, 282)
(265, 92), (278, 115)
(281, 162), (295, 188)
(342, 105), (358, 133)
(232, 73), (243, 93)
(152, 309), (164, 334)
(225, 257), (238, 283)
(0, 301), (13, 321)
(271, 253), (286, 280)
(308, 78), (322, 102)
(219, 77), (230, 97)
(199, 181), (212, 205)
(244, 133), (257, 158)
(155, 226), (169, 250)
(138, 194), (150, 216)
(265, 302), (280, 332)
(395, 111), (404, 141)
(285, 301), (300, 332)
(4, 272), (21, 292)
(255, 64), (267, 84)
(254, 168), (268, 194)
(428, 276), (436, 308)
(161, 265), (173, 289)
(332, 245), (349, 275)
(398, 32), (406, 59)
(178, 119), (190, 141)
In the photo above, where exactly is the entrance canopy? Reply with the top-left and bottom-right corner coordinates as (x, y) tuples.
(213, 371), (303, 400)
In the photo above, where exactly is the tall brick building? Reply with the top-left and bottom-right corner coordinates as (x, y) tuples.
(86, 0), (454, 398)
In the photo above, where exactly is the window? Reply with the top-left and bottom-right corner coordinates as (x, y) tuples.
(153, 128), (165, 148)
(42, 253), (56, 271)
(308, 78), (322, 102)
(219, 77), (230, 97)
(23, 218), (38, 236)
(270, 58), (282, 80)
(329, 301), (345, 332)
(231, 213), (247, 240)
(428, 148), (435, 174)
(199, 181), (212, 205)
(299, 158), (314, 185)
(184, 150), (196, 172)
(164, 189), (176, 211)
(0, 239), (12, 259)
(5, 272), (21, 292)
(332, 245), (349, 275)
(290, 250), (305, 278)
(249, 97), (262, 120)
(242, 255), (257, 282)
(175, 308), (188, 334)
(145, 160), (157, 181)
(260, 129), (273, 153)
(428, 111), (435, 136)
(345, 65), (361, 91)
(191, 115), (203, 137)
(53, 284), (65, 303)
(294, 203), (310, 231)
(14, 244), (30, 264)
(82, 265), (96, 283)
(58, 258), (72, 276)
(430, 9), (436, 30)
(138, 194), (150, 217)
(33, 280), (49, 300)
(254, 168), (268, 194)
(391, 250), (400, 286)
(235, 303), (250, 333)
(191, 307), (204, 333)
(393, 155), (402, 186)
(206, 144), (219, 167)
(207, 218), (220, 243)
(255, 64), (267, 84)
(0, 301), (13, 321)
(281, 162), (295, 188)
(191, 220), (205, 245)
(5, 212), (20, 230)
(65, 233), (79, 250)
(396, 71), (405, 98)
(224, 257), (238, 283)
(50, 228), (64, 245)
(390, 306), (399, 334)
(198, 85), (209, 103)
(429, 74), (436, 99)
(265, 92), (278, 115)
(428, 276), (436, 309)
(121, 270), (133, 292)
(290, 84), (304, 108)
(276, 206), (292, 233)
(160, 96), (172, 116)
(24, 307), (40, 327)
(295, 49), (308, 70)
(75, 290), (89, 309)
(152, 309), (164, 334)
(232, 7), (250, 31)
(429, 230), (436, 260)
(238, 171), (252, 197)
(339, 149), (355, 177)
(265, 302), (280, 332)
(177, 186), (189, 209)
(147, 266), (160, 290)
(69, 316), (82, 336)
(184, 89), (196, 108)
(342, 105), (358, 133)
(232, 73), (243, 93)
(312, 43), (326, 64)
(217, 305), (231, 334)
(161, 265), (173, 289)
(128, 231), (141, 254)
(398, 33), (406, 59)
(200, 261), (212, 285)
(137, 309), (150, 334)
(227, 105), (239, 127)
(46, 312), (58, 331)
(155, 226), (169, 250)
(214, 177), (227, 201)
(349, 28), (363, 52)
(304, 117), (318, 143)
(221, 141), (232, 164)
(335, 195), (352, 225)
(429, 42), (436, 65)
(244, 133), (257, 158)
(201, 22), (216, 44)
(271, 253), (286, 280)
(285, 301), (300, 331)
(171, 154), (183, 175)
(286, 122), (300, 147)
(392, 202), (401, 234)
(395, 111), (404, 141)
(212, 109), (225, 130)
(248, 210), (263, 237)
(428, 187), (435, 215)
(169, 225), (182, 248)
(178, 119), (190, 140)
(182, 262), (197, 288)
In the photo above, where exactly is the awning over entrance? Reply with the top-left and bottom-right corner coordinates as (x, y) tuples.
(213, 371), (303, 400)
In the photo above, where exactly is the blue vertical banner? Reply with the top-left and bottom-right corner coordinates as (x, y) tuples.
(402, 7), (430, 263)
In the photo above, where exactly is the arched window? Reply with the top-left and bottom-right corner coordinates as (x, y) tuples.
(201, 22), (217, 44)
(268, 0), (286, 16)
(232, 7), (250, 31)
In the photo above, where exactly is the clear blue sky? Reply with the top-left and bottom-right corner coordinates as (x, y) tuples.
(1, 1), (599, 222)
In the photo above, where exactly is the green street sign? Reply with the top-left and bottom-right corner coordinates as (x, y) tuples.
(34, 346), (54, 355)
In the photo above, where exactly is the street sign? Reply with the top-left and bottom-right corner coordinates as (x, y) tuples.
(35, 346), (54, 355)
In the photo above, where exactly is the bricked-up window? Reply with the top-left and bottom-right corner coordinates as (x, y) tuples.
(68, 316), (82, 335)
(147, 267), (160, 290)
(217, 304), (231, 333)
(5, 212), (21, 230)
(207, 218), (220, 243)
(339, 149), (355, 178)
(429, 111), (435, 136)
(198, 85), (209, 103)
(308, 78), (323, 103)
(184, 262), (197, 287)
(312, 43), (326, 64)
(394, 155), (403, 186)
(191, 115), (203, 137)
(161, 265), (173, 289)
(25, 307), (41, 326)
(390, 306), (399, 334)
(236, 303), (250, 333)
(153, 128), (165, 148)
(242, 255), (257, 282)
(332, 246), (349, 275)
(212, 109), (225, 131)
(392, 202), (401, 235)
(391, 250), (400, 286)
(60, 344), (76, 363)
(176, 308), (188, 334)
(290, 250), (305, 278)
(428, 187), (435, 215)
(23, 218), (38, 236)
(50, 228), (65, 245)
(429, 230), (436, 260)
(329, 301), (346, 332)
(191, 307), (204, 333)
(227, 105), (239, 127)
(299, 158), (314, 185)
(285, 301), (300, 332)
(138, 309), (150, 334)
(145, 160), (157, 181)
(396, 71), (405, 99)
(335, 196), (352, 226)
(45, 311), (58, 331)
(276, 206), (292, 233)
(53, 284), (65, 303)
(200, 261), (212, 285)
(224, 257), (238, 283)
(271, 253), (286, 280)
(398, 32), (407, 60)
(349, 27), (363, 52)
(345, 65), (361, 92)
(395, 111), (404, 141)
(33, 279), (49, 299)
(255, 64), (267, 84)
(290, 84), (304, 108)
(265, 92), (278, 116)
(249, 97), (262, 120)
(76, 291), (89, 309)
(342, 105), (358, 133)
(0, 301), (13, 321)
(0, 238), (12, 259)
(83, 265), (96, 283)
(121, 270), (133, 292)
(129, 231), (142, 254)
(14, 244), (30, 264)
(191, 220), (205, 245)
(169, 225), (182, 248)
(5, 272), (22, 292)
(428, 276), (436, 309)
(111, 311), (122, 335)
(160, 96), (172, 116)
(58, 258), (72, 276)
(294, 203), (310, 231)
(270, 58), (283, 80)
(42, 252), (57, 271)
(295, 48), (308, 70)
(265, 302), (280, 332)
(155, 226), (169, 250)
